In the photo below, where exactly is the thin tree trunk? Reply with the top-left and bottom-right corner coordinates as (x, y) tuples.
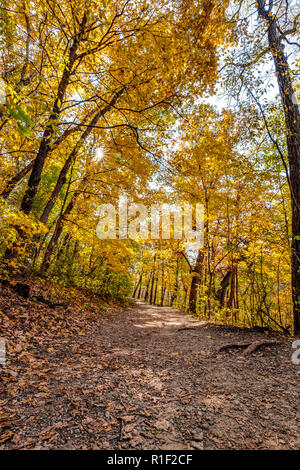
(171, 257), (179, 306)
(228, 265), (236, 309)
(160, 261), (165, 306)
(137, 277), (143, 299)
(40, 179), (87, 273)
(1, 160), (34, 199)
(217, 269), (232, 308)
(153, 276), (158, 305)
(189, 250), (204, 313)
(144, 276), (151, 301)
(149, 254), (156, 304)
(257, 1), (300, 334)
(133, 273), (143, 298)
(20, 13), (88, 215)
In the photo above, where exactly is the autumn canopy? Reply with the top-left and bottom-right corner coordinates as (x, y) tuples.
(0, 0), (299, 335)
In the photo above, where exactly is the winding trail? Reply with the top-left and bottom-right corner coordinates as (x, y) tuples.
(2, 300), (299, 449)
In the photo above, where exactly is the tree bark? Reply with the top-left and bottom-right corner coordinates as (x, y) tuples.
(189, 250), (204, 313)
(1, 160), (34, 199)
(20, 12), (88, 215)
(160, 261), (165, 306)
(171, 257), (179, 306)
(40, 179), (87, 273)
(257, 1), (300, 334)
(148, 254), (156, 304)
(133, 273), (143, 298)
(137, 275), (143, 299)
(216, 269), (232, 308)
(144, 275), (151, 301)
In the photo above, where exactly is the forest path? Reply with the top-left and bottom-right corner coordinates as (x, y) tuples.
(1, 300), (299, 449)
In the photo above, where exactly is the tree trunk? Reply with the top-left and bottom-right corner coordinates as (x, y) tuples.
(1, 160), (34, 199)
(144, 276), (151, 301)
(149, 273), (155, 304)
(149, 254), (156, 304)
(133, 273), (143, 298)
(153, 276), (158, 305)
(160, 261), (165, 306)
(257, 1), (300, 334)
(189, 250), (204, 313)
(137, 277), (143, 299)
(20, 13), (88, 215)
(228, 266), (236, 309)
(171, 257), (179, 306)
(216, 269), (232, 308)
(40, 179), (87, 273)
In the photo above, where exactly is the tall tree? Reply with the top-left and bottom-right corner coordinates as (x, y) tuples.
(255, 0), (300, 334)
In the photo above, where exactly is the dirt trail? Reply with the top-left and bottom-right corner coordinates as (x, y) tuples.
(1, 300), (299, 449)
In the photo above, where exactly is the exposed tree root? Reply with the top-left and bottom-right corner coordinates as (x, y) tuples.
(32, 295), (68, 309)
(177, 326), (200, 332)
(218, 339), (280, 356)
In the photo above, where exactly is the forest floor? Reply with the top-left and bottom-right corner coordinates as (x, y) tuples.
(0, 282), (299, 450)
